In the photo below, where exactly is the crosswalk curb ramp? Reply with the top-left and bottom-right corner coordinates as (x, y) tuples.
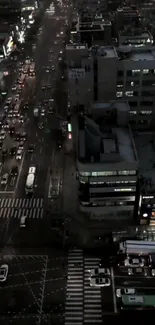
(0, 198), (44, 219)
(65, 249), (102, 325)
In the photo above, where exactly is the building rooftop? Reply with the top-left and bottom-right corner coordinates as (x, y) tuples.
(117, 46), (155, 61)
(134, 133), (155, 193)
(78, 115), (138, 170)
(119, 29), (152, 38)
(91, 46), (118, 58)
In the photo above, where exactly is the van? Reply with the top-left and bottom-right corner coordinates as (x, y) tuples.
(20, 216), (27, 228)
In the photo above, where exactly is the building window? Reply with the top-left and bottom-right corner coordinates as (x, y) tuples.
(129, 111), (137, 115)
(143, 69), (149, 74)
(116, 91), (123, 98)
(129, 101), (137, 107)
(125, 91), (133, 97)
(118, 170), (136, 176)
(117, 70), (123, 77)
(132, 69), (140, 76)
(140, 101), (153, 106)
(140, 111), (152, 115)
(117, 83), (123, 88)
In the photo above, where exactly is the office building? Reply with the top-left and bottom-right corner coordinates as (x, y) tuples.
(77, 101), (138, 220)
(66, 44), (155, 129)
(118, 29), (153, 47)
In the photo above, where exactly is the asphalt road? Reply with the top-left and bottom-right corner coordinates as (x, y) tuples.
(0, 1), (72, 324)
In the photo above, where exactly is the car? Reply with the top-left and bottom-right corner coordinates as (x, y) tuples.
(128, 267), (148, 276)
(151, 269), (155, 276)
(6, 97), (12, 105)
(9, 126), (15, 136)
(11, 165), (18, 176)
(52, 65), (55, 71)
(47, 84), (52, 88)
(0, 142), (2, 150)
(16, 149), (22, 160)
(0, 264), (8, 282)
(48, 107), (54, 114)
(21, 132), (27, 141)
(0, 130), (6, 140)
(27, 144), (34, 153)
(89, 268), (110, 277)
(38, 123), (44, 129)
(2, 149), (7, 157)
(124, 257), (145, 268)
(42, 86), (46, 90)
(19, 141), (24, 150)
(4, 105), (9, 112)
(49, 98), (54, 103)
(116, 288), (136, 298)
(15, 132), (20, 141)
(90, 277), (111, 287)
(10, 146), (16, 156)
(41, 109), (45, 116)
(0, 162), (2, 174)
(19, 115), (24, 123)
(1, 173), (9, 185)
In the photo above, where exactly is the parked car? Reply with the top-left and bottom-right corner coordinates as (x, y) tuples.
(89, 268), (110, 277)
(116, 288), (136, 298)
(1, 173), (9, 185)
(90, 277), (111, 287)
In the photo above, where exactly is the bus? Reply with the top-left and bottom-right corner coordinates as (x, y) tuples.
(25, 166), (36, 194)
(119, 240), (155, 255)
(29, 63), (35, 76)
(121, 295), (155, 310)
(18, 74), (25, 86)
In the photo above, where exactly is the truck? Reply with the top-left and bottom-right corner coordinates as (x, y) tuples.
(119, 240), (155, 255)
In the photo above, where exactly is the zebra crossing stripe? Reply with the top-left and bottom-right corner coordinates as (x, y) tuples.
(84, 257), (102, 324)
(0, 198), (44, 209)
(0, 198), (44, 219)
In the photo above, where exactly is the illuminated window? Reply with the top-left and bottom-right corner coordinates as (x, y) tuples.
(140, 111), (152, 115)
(129, 111), (137, 115)
(132, 69), (140, 75)
(116, 91), (123, 98)
(118, 170), (136, 176)
(143, 69), (149, 74)
(125, 91), (133, 97)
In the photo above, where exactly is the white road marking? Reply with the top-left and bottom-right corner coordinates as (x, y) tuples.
(111, 267), (117, 313)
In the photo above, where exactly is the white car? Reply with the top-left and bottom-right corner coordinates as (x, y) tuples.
(41, 109), (45, 116)
(116, 288), (136, 298)
(0, 264), (8, 282)
(152, 269), (155, 276)
(16, 149), (22, 160)
(124, 257), (145, 267)
(6, 97), (12, 104)
(90, 277), (111, 287)
(89, 268), (110, 277)
(0, 131), (6, 140)
(1, 173), (9, 185)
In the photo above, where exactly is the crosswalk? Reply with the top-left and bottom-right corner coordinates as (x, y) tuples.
(65, 249), (103, 325)
(84, 257), (102, 323)
(65, 249), (84, 325)
(0, 198), (44, 219)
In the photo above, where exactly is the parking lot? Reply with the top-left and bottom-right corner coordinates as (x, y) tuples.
(0, 254), (67, 324)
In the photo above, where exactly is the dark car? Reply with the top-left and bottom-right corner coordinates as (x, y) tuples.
(11, 165), (18, 176)
(9, 126), (15, 136)
(0, 142), (2, 150)
(27, 144), (34, 153)
(10, 146), (16, 156)
(2, 149), (7, 157)
(21, 132), (27, 141)
(15, 132), (20, 141)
